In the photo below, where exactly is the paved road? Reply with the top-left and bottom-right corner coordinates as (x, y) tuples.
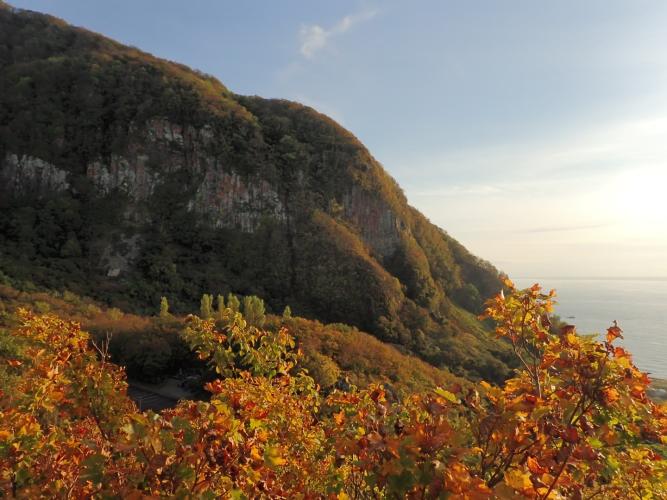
(127, 384), (179, 411)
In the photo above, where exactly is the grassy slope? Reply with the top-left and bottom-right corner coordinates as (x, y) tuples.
(0, 282), (465, 394)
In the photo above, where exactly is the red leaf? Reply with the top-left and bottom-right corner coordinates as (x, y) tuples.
(563, 426), (579, 443)
(606, 321), (623, 343)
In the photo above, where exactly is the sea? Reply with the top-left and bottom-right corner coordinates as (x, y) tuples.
(514, 278), (667, 379)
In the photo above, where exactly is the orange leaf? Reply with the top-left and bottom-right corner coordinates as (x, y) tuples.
(602, 387), (620, 404)
(606, 322), (623, 343)
(631, 385), (646, 399)
(601, 426), (618, 446)
(527, 456), (547, 474)
(333, 411), (345, 426)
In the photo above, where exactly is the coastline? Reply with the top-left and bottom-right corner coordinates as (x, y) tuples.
(649, 378), (667, 403)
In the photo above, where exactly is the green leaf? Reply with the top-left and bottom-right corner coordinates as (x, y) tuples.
(434, 387), (459, 403)
(15, 466), (31, 486)
(175, 464), (195, 483)
(81, 454), (106, 484)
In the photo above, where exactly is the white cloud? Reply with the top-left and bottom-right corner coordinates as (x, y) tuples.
(300, 25), (328, 59)
(299, 9), (377, 59)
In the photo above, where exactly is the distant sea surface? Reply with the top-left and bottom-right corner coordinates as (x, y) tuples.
(514, 278), (667, 379)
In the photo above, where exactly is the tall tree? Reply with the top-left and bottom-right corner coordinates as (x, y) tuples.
(199, 293), (213, 319)
(216, 294), (225, 320)
(243, 295), (265, 327)
(159, 296), (170, 318)
(226, 293), (240, 313)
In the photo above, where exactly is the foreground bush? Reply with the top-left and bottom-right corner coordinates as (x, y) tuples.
(0, 281), (665, 498)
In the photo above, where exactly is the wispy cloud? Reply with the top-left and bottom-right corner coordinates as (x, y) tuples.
(394, 114), (667, 189)
(517, 224), (608, 234)
(299, 9), (377, 59)
(395, 113), (667, 277)
(412, 184), (503, 197)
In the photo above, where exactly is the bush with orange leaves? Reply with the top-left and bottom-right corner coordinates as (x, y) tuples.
(0, 280), (665, 498)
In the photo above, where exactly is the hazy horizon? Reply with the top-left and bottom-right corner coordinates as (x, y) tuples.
(9, 0), (667, 279)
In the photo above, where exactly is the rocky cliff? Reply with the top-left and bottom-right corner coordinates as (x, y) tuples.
(0, 2), (513, 381)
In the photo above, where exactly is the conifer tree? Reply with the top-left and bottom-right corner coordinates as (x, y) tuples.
(243, 295), (266, 327)
(227, 293), (240, 313)
(200, 293), (213, 319)
(282, 305), (292, 319)
(216, 294), (225, 320)
(159, 296), (169, 318)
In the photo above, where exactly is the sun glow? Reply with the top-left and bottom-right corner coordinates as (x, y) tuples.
(608, 168), (667, 233)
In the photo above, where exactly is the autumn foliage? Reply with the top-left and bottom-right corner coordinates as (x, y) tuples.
(1, 281), (666, 498)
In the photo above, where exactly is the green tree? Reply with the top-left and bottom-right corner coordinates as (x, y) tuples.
(60, 232), (82, 258)
(216, 294), (225, 320)
(200, 293), (213, 319)
(226, 293), (240, 313)
(302, 352), (339, 389)
(243, 295), (265, 327)
(282, 305), (292, 319)
(159, 296), (170, 318)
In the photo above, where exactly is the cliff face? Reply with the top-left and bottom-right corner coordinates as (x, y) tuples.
(0, 3), (513, 382)
(3, 154), (70, 193)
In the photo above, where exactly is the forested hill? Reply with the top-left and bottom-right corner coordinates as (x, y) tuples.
(0, 2), (514, 382)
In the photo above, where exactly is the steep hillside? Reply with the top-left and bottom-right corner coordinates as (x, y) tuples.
(0, 3), (513, 381)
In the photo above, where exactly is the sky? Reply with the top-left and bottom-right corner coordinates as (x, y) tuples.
(10, 0), (667, 278)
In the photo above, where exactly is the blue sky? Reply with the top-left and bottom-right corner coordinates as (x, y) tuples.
(11, 0), (667, 277)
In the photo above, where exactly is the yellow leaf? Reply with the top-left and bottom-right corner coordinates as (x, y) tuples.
(264, 446), (286, 467)
(434, 387), (459, 403)
(250, 446), (262, 461)
(504, 469), (532, 492)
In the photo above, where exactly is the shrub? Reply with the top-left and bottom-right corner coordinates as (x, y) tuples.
(302, 351), (340, 389)
(0, 282), (664, 498)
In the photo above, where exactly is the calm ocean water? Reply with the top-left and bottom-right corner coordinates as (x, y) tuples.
(514, 278), (667, 379)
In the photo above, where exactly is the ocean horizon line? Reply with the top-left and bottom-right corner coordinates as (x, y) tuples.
(514, 276), (667, 281)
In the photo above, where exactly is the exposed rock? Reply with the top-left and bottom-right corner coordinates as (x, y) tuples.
(146, 117), (186, 145)
(87, 155), (159, 200)
(1, 153), (69, 193)
(100, 234), (142, 276)
(191, 169), (286, 232)
(343, 185), (405, 257)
